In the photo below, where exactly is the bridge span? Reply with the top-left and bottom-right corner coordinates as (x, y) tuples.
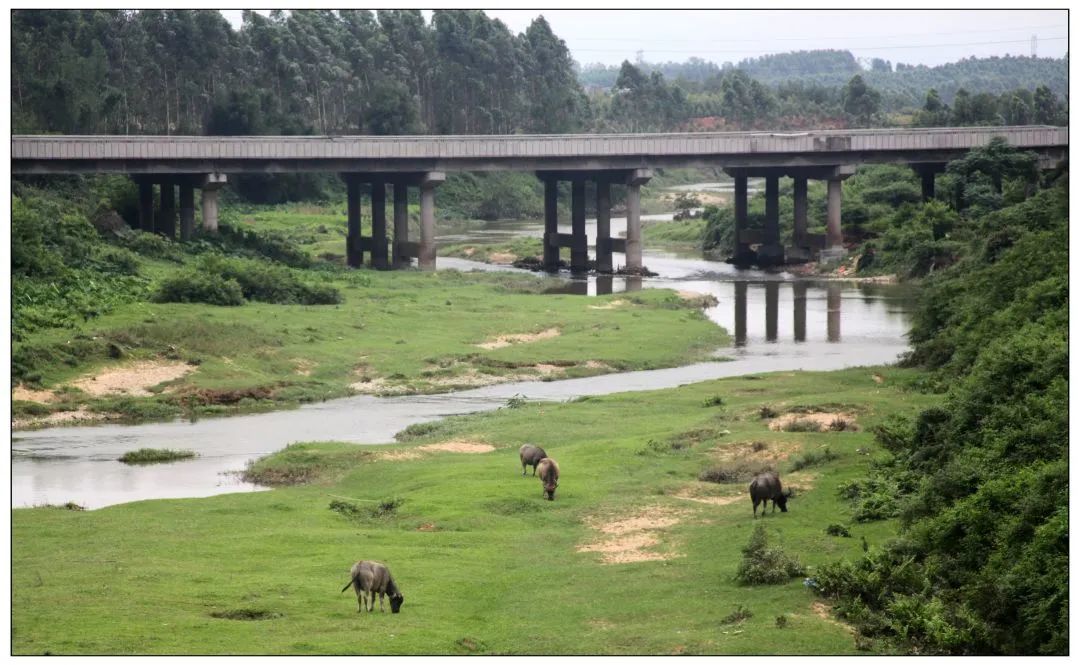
(12, 126), (1068, 270)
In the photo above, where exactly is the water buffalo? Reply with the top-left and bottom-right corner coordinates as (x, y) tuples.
(519, 444), (548, 476)
(537, 457), (560, 501)
(749, 471), (790, 517)
(341, 560), (404, 614)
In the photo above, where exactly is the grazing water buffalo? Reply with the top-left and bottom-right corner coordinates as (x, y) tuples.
(749, 471), (790, 517)
(519, 444), (548, 476)
(341, 560), (404, 614)
(537, 457), (560, 501)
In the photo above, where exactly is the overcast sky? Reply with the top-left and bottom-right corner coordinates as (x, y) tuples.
(219, 9), (1068, 68)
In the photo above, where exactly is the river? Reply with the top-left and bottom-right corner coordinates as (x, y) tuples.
(11, 190), (915, 509)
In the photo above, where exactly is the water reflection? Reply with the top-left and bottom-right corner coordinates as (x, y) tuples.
(793, 282), (807, 342)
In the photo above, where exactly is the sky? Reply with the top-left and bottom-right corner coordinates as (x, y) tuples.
(219, 9), (1068, 69)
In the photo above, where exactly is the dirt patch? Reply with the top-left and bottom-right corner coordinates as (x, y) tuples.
(68, 360), (195, 397)
(588, 299), (628, 310)
(293, 359), (316, 376)
(578, 505), (688, 564)
(416, 522), (439, 532)
(670, 483), (745, 506)
(872, 373), (885, 384)
(676, 291), (720, 308)
(488, 252), (518, 264)
(377, 450), (423, 461)
(179, 385), (275, 405)
(12, 386), (57, 403)
(811, 602), (854, 633)
(786, 471), (818, 491)
(769, 412), (859, 432)
(476, 327), (561, 350)
(711, 440), (802, 464)
(462, 247), (477, 257)
(583, 360), (612, 370)
(12, 407), (110, 430)
(418, 441), (495, 454)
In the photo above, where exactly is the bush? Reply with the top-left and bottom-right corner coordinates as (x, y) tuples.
(825, 524), (852, 538)
(153, 271), (245, 306)
(735, 524), (805, 585)
(699, 457), (774, 483)
(118, 448), (197, 464)
(788, 446), (840, 472)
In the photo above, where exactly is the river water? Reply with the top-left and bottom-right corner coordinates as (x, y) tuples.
(11, 193), (915, 509)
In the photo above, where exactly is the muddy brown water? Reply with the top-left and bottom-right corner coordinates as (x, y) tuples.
(13, 199), (915, 509)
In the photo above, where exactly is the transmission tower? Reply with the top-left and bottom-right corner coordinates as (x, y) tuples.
(1031, 34), (1038, 57)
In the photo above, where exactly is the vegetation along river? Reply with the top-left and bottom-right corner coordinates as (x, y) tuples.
(12, 194), (915, 509)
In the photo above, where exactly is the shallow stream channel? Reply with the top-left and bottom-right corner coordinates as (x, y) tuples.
(12, 188), (915, 509)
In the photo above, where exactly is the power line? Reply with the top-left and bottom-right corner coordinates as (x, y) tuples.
(572, 36), (1067, 56)
(564, 23), (1066, 44)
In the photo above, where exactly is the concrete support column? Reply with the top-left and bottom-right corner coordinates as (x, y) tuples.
(179, 183), (195, 242)
(758, 175), (784, 265)
(370, 181), (389, 270)
(570, 179), (588, 273)
(826, 178), (844, 251)
(625, 168), (652, 271)
(200, 173), (226, 234)
(595, 180), (612, 273)
(733, 173), (750, 262)
(345, 176), (363, 268)
(542, 178), (559, 270)
(417, 172), (445, 271)
(920, 169), (935, 202)
(158, 180), (176, 238)
(793, 177), (808, 244)
(393, 183), (410, 269)
(138, 180), (155, 232)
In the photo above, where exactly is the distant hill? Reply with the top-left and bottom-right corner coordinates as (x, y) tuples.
(579, 51), (1068, 110)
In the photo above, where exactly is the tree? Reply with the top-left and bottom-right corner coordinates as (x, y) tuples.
(842, 74), (881, 127)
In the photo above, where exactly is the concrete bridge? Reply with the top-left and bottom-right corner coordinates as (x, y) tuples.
(12, 126), (1067, 270)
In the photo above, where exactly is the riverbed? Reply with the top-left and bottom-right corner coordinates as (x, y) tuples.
(12, 193), (914, 509)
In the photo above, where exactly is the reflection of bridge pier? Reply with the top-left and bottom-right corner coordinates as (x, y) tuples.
(765, 282), (779, 342)
(793, 282), (807, 342)
(734, 281), (748, 346)
(596, 275), (613, 296)
(827, 282), (842, 342)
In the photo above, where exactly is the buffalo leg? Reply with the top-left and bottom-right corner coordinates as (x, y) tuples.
(752, 498), (759, 517)
(522, 463), (527, 476)
(379, 593), (385, 612)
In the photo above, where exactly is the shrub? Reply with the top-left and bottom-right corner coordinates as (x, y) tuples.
(720, 605), (753, 625)
(780, 417), (824, 433)
(153, 271), (245, 306)
(699, 457), (774, 483)
(825, 524), (852, 538)
(788, 446), (840, 472)
(735, 524), (805, 585)
(758, 405), (779, 419)
(118, 448), (197, 464)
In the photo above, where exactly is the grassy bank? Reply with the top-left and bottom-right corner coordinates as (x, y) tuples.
(12, 366), (939, 655)
(14, 269), (727, 428)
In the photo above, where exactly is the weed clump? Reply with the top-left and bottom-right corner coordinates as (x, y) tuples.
(702, 395), (725, 407)
(825, 524), (852, 538)
(699, 458), (775, 484)
(329, 497), (404, 521)
(735, 523), (805, 586)
(789, 446), (840, 472)
(209, 608), (282, 621)
(780, 417), (824, 433)
(720, 605), (753, 625)
(758, 405), (779, 419)
(118, 448), (197, 464)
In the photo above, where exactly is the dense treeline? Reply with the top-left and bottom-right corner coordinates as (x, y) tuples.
(579, 50), (1067, 108)
(805, 145), (1068, 654)
(12, 9), (587, 136)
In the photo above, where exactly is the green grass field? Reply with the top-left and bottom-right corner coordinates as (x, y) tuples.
(14, 267), (726, 427)
(12, 366), (938, 654)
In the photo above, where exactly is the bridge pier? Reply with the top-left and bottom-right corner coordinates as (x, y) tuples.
(158, 180), (176, 239)
(418, 172), (444, 271)
(625, 168), (652, 271)
(765, 281), (779, 342)
(595, 180), (613, 273)
(371, 180), (390, 270)
(758, 175), (784, 266)
(571, 180), (588, 273)
(823, 177), (846, 260)
(914, 163), (946, 202)
(542, 179), (560, 270)
(200, 173), (227, 234)
(137, 178), (154, 233)
(393, 183), (410, 269)
(734, 281), (747, 347)
(344, 175), (364, 268)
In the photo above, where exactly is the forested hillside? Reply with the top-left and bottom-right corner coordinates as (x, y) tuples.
(13, 10), (1068, 140)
